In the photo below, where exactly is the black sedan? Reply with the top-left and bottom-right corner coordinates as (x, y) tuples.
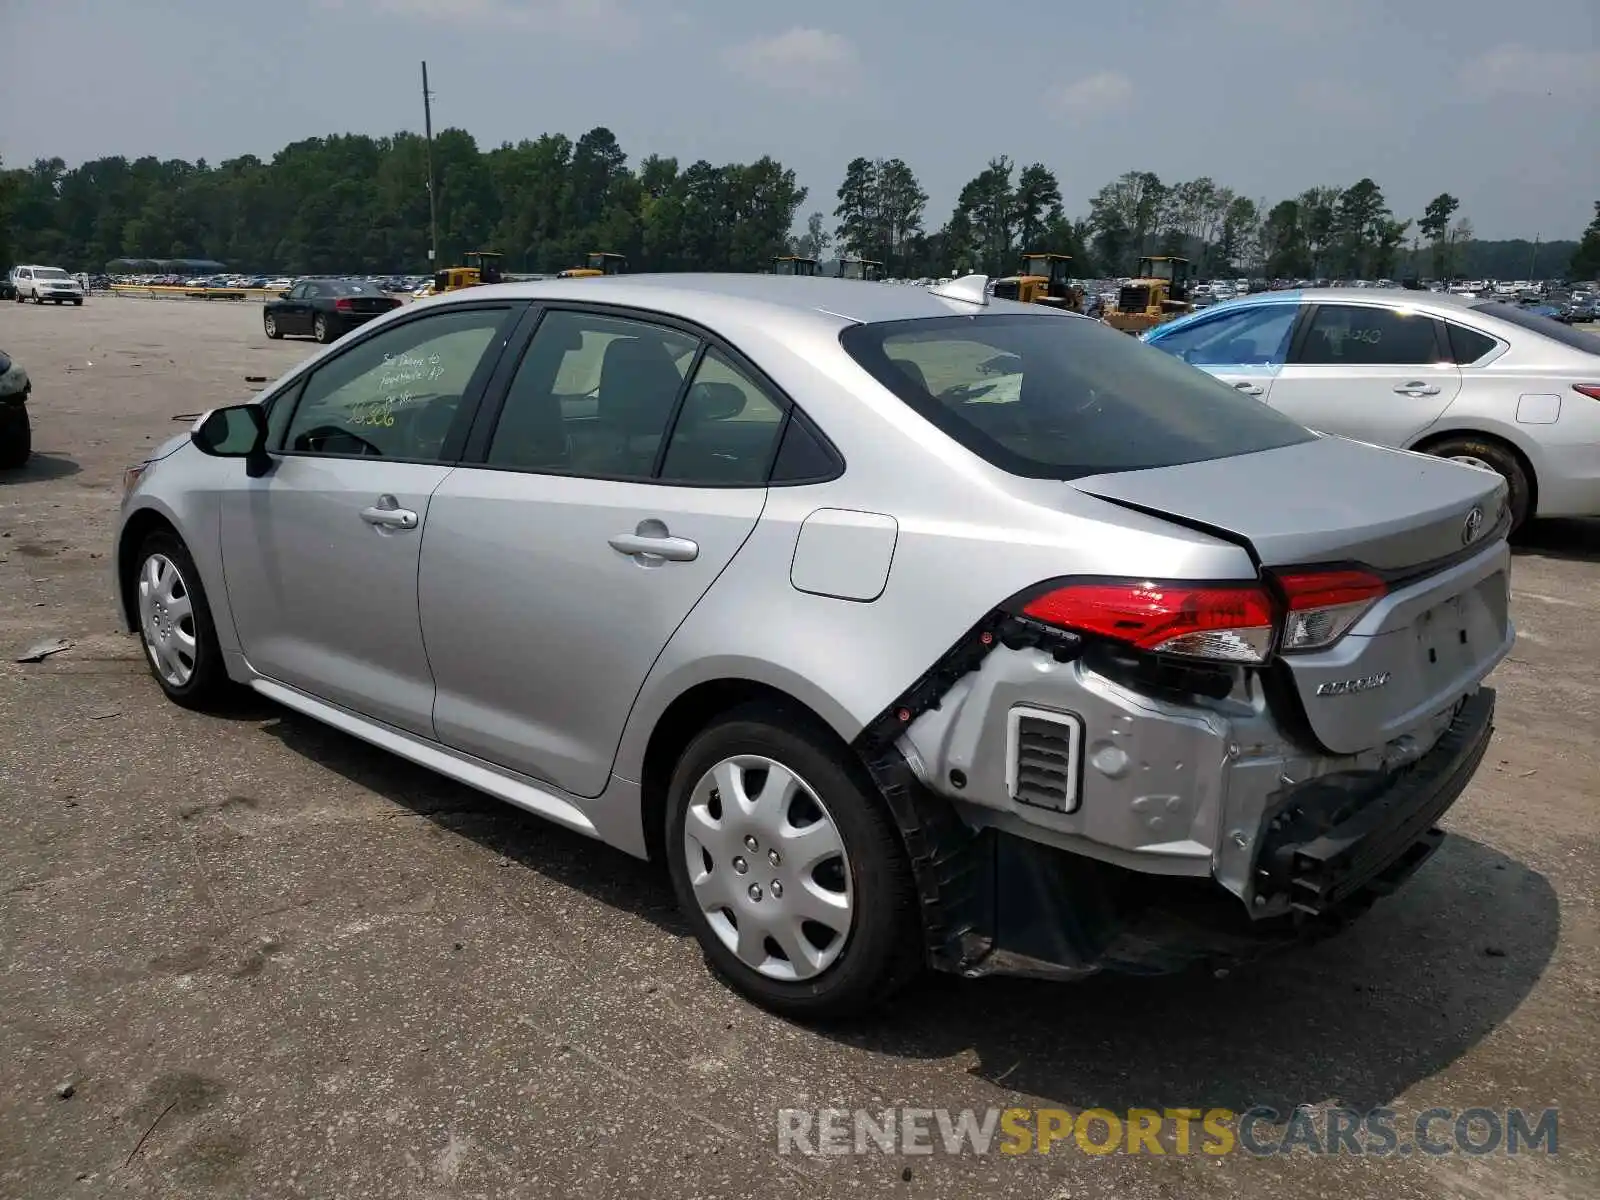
(263, 278), (401, 344)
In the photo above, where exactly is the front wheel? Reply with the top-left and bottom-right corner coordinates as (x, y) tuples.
(263, 312), (281, 339)
(313, 314), (333, 344)
(1424, 435), (1531, 533)
(133, 532), (231, 709)
(665, 708), (922, 1019)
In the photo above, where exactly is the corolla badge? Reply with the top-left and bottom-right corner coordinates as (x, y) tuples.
(1461, 505), (1484, 545)
(1316, 672), (1392, 697)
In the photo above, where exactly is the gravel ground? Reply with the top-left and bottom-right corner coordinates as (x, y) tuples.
(1, 297), (1597, 1199)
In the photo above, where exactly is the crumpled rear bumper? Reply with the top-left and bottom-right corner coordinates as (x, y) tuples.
(865, 688), (1495, 980)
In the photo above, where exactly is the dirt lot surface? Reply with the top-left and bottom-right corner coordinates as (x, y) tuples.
(1, 297), (1597, 1198)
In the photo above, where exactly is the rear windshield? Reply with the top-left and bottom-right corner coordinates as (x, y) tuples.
(1472, 302), (1600, 353)
(326, 279), (381, 296)
(839, 313), (1314, 479)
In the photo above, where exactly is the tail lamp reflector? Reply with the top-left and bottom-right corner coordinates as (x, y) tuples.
(1275, 569), (1387, 651)
(1022, 582), (1276, 663)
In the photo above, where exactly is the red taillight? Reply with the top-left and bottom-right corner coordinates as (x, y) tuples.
(1022, 581), (1276, 663)
(1574, 384), (1600, 401)
(1275, 568), (1386, 652)
(334, 297), (353, 313)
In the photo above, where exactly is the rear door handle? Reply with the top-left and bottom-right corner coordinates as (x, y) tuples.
(1233, 382), (1264, 396)
(609, 521), (699, 562)
(360, 501), (419, 529)
(1394, 382), (1441, 396)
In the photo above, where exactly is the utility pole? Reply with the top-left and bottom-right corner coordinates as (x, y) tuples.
(1528, 234), (1539, 280)
(422, 61), (438, 272)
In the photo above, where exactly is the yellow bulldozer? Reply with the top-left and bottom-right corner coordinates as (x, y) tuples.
(838, 257), (886, 282)
(558, 252), (628, 279)
(772, 256), (819, 277)
(991, 253), (1085, 310)
(1103, 256), (1195, 334)
(433, 250), (505, 294)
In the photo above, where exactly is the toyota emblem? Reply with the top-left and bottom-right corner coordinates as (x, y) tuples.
(1461, 505), (1484, 545)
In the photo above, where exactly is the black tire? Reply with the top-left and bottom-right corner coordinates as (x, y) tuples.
(664, 706), (923, 1020)
(263, 312), (282, 340)
(313, 314), (333, 344)
(131, 531), (232, 710)
(0, 406), (30, 469)
(1423, 435), (1532, 534)
(73, 298), (83, 306)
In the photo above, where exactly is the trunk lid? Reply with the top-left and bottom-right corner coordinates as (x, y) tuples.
(1072, 435), (1514, 753)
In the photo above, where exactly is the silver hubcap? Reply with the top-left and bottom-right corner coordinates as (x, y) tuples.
(1448, 453), (1497, 473)
(683, 755), (853, 982)
(137, 553), (198, 687)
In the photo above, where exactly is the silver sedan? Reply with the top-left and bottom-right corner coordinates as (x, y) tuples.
(114, 274), (1512, 1018)
(1145, 288), (1600, 531)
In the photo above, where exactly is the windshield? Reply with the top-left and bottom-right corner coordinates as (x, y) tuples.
(840, 313), (1314, 480)
(1473, 302), (1600, 353)
(37, 268), (71, 280)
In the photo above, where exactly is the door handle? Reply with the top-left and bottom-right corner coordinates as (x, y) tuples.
(1394, 382), (1441, 396)
(1233, 382), (1264, 396)
(609, 520), (699, 562)
(360, 503), (419, 529)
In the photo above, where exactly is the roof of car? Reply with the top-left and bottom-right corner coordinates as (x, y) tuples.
(1154, 287), (1504, 338)
(425, 272), (1054, 333)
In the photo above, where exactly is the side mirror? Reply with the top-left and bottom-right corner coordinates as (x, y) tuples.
(192, 404), (270, 474)
(278, 290), (290, 299)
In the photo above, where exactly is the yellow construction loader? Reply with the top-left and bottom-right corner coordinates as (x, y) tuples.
(772, 256), (819, 276)
(432, 250), (504, 294)
(991, 253), (1085, 310)
(558, 252), (628, 279)
(1103, 256), (1195, 334)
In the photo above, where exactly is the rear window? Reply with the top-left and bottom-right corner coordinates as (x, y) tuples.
(326, 279), (381, 296)
(1471, 302), (1600, 353)
(839, 313), (1314, 480)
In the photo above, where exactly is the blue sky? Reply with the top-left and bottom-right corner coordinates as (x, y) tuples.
(2, 0), (1596, 239)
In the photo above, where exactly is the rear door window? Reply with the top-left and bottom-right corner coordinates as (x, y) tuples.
(1295, 304), (1442, 365)
(1148, 304), (1299, 366)
(840, 313), (1313, 480)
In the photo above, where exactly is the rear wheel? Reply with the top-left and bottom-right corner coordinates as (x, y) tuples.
(133, 532), (231, 709)
(1423, 435), (1531, 533)
(664, 707), (922, 1019)
(313, 314), (333, 344)
(0, 406), (30, 469)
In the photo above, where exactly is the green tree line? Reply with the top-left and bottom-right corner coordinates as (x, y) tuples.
(0, 129), (1589, 281)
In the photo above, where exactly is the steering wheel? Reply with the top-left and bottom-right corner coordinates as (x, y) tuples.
(294, 425), (384, 457)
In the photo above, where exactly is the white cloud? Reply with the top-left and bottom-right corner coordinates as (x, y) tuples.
(1048, 71), (1134, 117)
(1460, 44), (1600, 97)
(721, 28), (860, 98)
(328, 0), (640, 43)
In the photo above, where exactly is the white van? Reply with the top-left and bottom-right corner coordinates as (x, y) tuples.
(10, 265), (85, 305)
